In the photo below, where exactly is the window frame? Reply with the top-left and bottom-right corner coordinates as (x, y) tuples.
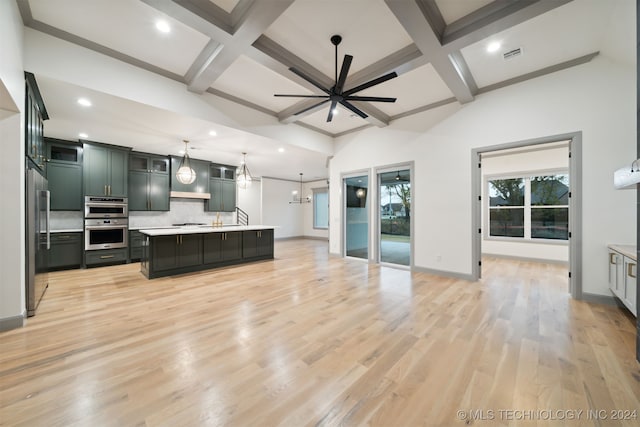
(484, 169), (569, 245)
(312, 187), (329, 230)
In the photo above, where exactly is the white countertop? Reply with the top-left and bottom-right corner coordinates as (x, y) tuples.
(139, 225), (276, 236)
(51, 229), (83, 233)
(608, 244), (637, 261)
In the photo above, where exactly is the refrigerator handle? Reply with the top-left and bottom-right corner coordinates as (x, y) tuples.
(45, 190), (51, 250)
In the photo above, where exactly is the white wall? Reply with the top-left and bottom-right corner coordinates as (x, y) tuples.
(237, 178), (262, 226)
(261, 178), (304, 238)
(0, 0), (26, 327)
(330, 56), (636, 296)
(303, 180), (329, 239)
(481, 145), (569, 262)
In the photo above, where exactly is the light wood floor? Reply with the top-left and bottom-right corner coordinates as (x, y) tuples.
(1, 240), (639, 426)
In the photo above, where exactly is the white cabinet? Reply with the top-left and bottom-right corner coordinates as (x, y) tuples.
(608, 246), (637, 317)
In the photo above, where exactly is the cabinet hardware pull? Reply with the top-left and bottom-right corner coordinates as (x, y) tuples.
(100, 255), (115, 259)
(629, 263), (636, 279)
(104, 185), (107, 195)
(609, 253), (617, 265)
(176, 235), (179, 245)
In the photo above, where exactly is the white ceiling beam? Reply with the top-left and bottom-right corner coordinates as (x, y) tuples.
(385, 0), (476, 103)
(441, 0), (573, 52)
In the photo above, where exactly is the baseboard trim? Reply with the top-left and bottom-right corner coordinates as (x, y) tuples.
(412, 266), (475, 282)
(581, 292), (618, 306)
(275, 236), (329, 242)
(0, 313), (25, 332)
(482, 253), (569, 265)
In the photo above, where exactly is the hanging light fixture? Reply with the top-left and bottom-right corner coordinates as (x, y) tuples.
(236, 152), (253, 189)
(176, 140), (196, 184)
(395, 171), (401, 181)
(290, 173), (311, 204)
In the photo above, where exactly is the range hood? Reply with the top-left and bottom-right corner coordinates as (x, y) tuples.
(170, 191), (211, 200)
(614, 160), (640, 189)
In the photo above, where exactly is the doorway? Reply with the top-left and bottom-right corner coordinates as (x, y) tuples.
(471, 132), (582, 299)
(378, 169), (411, 266)
(343, 174), (369, 260)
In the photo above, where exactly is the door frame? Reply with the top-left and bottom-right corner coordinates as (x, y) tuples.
(471, 131), (582, 299)
(374, 162), (415, 270)
(341, 169), (372, 262)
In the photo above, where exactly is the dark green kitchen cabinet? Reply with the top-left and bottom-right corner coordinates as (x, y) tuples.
(170, 156), (209, 195)
(49, 232), (82, 270)
(242, 229), (274, 259)
(129, 230), (143, 261)
(83, 142), (130, 197)
(152, 234), (203, 272)
(25, 73), (48, 173)
(128, 153), (169, 211)
(45, 139), (83, 210)
(203, 231), (242, 264)
(206, 179), (236, 212)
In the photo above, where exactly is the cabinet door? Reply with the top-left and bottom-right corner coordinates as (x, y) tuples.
(152, 236), (179, 271)
(243, 231), (258, 258)
(624, 257), (637, 316)
(108, 149), (128, 197)
(48, 162), (82, 210)
(257, 229), (274, 257)
(223, 232), (243, 261)
(128, 171), (149, 211)
(49, 234), (82, 269)
(178, 234), (203, 268)
(83, 144), (109, 196)
(129, 154), (149, 172)
(207, 179), (222, 212)
(149, 173), (170, 211)
(203, 233), (224, 264)
(221, 180), (236, 212)
(151, 157), (169, 174)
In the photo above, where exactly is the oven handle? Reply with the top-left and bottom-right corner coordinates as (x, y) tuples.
(84, 225), (128, 231)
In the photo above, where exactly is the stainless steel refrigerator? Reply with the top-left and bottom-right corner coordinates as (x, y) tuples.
(26, 167), (50, 316)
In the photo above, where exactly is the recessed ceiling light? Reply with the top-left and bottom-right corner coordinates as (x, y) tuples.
(178, 149), (185, 155)
(78, 132), (88, 138)
(487, 41), (501, 53)
(155, 20), (170, 34)
(77, 98), (92, 107)
(278, 147), (285, 153)
(209, 130), (217, 136)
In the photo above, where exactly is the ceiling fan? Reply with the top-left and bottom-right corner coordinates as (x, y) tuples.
(274, 35), (398, 122)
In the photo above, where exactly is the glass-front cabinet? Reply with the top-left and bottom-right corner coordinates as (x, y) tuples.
(25, 73), (49, 172)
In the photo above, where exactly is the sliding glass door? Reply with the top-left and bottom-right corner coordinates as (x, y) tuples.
(378, 169), (411, 266)
(344, 175), (369, 260)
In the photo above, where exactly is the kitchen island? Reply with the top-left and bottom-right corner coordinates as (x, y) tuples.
(139, 225), (275, 279)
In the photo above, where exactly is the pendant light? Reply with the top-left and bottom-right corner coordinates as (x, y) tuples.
(395, 171), (401, 181)
(290, 173), (311, 204)
(176, 140), (196, 184)
(237, 152), (253, 189)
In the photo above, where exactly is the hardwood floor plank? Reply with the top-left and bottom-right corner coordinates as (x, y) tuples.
(1, 241), (639, 426)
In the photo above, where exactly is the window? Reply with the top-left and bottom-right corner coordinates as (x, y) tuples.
(488, 173), (568, 241)
(313, 188), (328, 229)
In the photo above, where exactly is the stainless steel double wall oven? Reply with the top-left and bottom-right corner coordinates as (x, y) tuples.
(84, 196), (128, 250)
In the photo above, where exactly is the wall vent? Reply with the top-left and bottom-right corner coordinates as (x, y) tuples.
(503, 47), (523, 60)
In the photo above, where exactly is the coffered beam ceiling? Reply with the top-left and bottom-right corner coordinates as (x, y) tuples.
(20, 0), (581, 137)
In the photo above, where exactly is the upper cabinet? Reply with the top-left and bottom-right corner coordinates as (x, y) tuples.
(129, 152), (170, 211)
(45, 138), (83, 210)
(170, 156), (210, 195)
(24, 73), (49, 172)
(83, 142), (130, 197)
(207, 163), (237, 212)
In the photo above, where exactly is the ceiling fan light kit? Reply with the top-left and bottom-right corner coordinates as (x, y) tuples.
(274, 35), (398, 122)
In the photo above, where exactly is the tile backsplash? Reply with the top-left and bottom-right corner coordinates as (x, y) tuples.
(50, 199), (236, 231)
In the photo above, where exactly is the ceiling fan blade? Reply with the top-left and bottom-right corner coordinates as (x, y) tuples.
(289, 67), (331, 95)
(294, 99), (330, 116)
(343, 71), (398, 96)
(327, 100), (338, 122)
(339, 100), (368, 119)
(335, 54), (353, 94)
(345, 96), (397, 103)
(274, 94), (330, 98)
